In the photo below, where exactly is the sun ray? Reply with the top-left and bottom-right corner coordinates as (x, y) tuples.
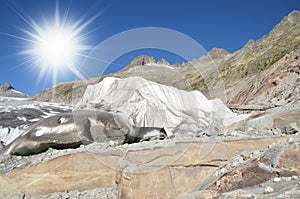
(74, 52), (123, 68)
(0, 32), (38, 44)
(9, 6), (44, 38)
(61, 0), (72, 28)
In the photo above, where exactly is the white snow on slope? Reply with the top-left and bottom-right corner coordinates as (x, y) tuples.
(145, 63), (174, 69)
(78, 77), (248, 136)
(0, 127), (24, 146)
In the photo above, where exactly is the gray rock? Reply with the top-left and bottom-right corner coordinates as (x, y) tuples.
(272, 127), (282, 135)
(264, 186), (274, 194)
(246, 115), (274, 132)
(273, 177), (281, 182)
(282, 123), (298, 134)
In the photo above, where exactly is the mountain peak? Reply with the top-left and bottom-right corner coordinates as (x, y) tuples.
(157, 58), (170, 65)
(129, 55), (156, 66)
(0, 83), (14, 91)
(207, 48), (230, 60)
(270, 10), (300, 35)
(0, 82), (28, 98)
(288, 10), (300, 18)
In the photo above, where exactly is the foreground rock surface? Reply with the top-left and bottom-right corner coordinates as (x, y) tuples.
(0, 135), (299, 198)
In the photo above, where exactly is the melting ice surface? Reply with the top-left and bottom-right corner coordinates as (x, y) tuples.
(0, 96), (72, 145)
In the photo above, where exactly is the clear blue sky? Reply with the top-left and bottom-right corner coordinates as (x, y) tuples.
(0, 0), (299, 96)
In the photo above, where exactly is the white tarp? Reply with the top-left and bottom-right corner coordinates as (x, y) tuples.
(78, 77), (248, 136)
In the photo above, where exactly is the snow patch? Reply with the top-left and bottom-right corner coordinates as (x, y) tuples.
(145, 63), (174, 69)
(0, 127), (24, 145)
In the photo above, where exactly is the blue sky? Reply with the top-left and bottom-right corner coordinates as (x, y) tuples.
(0, 0), (299, 96)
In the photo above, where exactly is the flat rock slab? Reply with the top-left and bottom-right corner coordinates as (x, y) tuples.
(0, 136), (295, 198)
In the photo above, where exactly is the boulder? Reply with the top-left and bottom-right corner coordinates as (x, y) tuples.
(282, 123), (299, 134)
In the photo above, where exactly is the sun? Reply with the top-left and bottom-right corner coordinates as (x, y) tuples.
(1, 2), (102, 83)
(26, 18), (86, 79)
(37, 28), (75, 67)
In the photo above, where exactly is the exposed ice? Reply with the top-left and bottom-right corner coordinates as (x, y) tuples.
(0, 96), (72, 145)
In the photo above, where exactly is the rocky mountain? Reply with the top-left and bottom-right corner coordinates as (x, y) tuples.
(0, 10), (300, 199)
(0, 82), (28, 98)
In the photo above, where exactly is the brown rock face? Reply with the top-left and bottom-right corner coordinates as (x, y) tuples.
(277, 143), (300, 173)
(0, 153), (119, 198)
(207, 142), (300, 193)
(208, 163), (275, 193)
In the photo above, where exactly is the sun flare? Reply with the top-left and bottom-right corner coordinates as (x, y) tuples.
(26, 19), (87, 77)
(1, 2), (102, 83)
(37, 29), (75, 67)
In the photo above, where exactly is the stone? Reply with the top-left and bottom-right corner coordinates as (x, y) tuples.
(208, 163), (275, 193)
(272, 128), (282, 135)
(282, 123), (298, 134)
(229, 131), (238, 137)
(207, 141), (300, 193)
(246, 115), (274, 133)
(273, 177), (281, 182)
(264, 186), (274, 194)
(185, 190), (220, 199)
(287, 137), (295, 143)
(276, 143), (300, 174)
